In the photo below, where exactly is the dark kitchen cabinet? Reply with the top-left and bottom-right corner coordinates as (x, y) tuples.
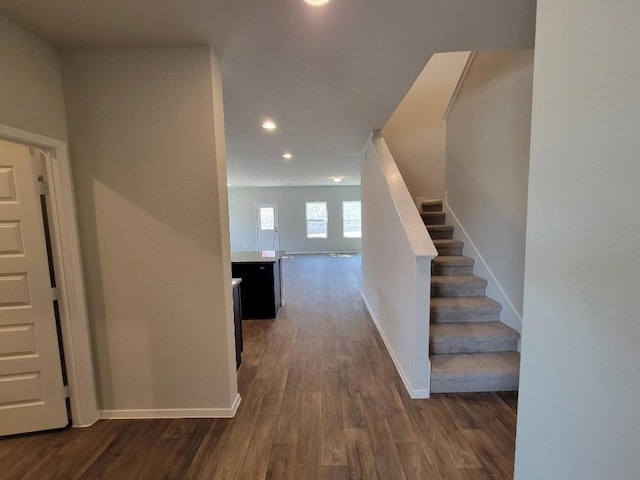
(231, 251), (285, 320)
(232, 278), (243, 369)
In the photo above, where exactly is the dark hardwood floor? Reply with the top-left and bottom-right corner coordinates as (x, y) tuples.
(0, 254), (518, 480)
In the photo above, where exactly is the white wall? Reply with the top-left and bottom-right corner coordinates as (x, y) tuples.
(514, 1), (640, 478)
(382, 52), (470, 200)
(361, 137), (437, 398)
(228, 186), (362, 253)
(0, 15), (68, 140)
(62, 47), (238, 414)
(445, 51), (533, 330)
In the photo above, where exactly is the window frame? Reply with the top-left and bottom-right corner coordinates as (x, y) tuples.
(342, 200), (362, 239)
(305, 201), (329, 239)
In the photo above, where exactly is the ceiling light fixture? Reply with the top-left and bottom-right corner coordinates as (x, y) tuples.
(283, 153), (293, 160)
(304, 0), (331, 6)
(332, 176), (342, 183)
(262, 120), (277, 130)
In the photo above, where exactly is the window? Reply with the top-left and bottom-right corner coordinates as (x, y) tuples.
(342, 201), (362, 238)
(306, 202), (328, 239)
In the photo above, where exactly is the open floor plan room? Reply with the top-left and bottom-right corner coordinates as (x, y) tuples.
(1, 255), (517, 480)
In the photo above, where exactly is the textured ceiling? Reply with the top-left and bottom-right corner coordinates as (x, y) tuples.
(0, 0), (536, 186)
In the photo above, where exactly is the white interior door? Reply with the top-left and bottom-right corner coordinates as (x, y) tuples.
(0, 141), (68, 436)
(256, 202), (279, 251)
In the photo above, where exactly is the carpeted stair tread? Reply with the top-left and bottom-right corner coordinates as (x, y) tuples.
(430, 322), (519, 354)
(430, 352), (520, 393)
(433, 256), (474, 267)
(421, 211), (446, 225)
(430, 296), (502, 323)
(431, 275), (487, 297)
(421, 200), (443, 212)
(427, 225), (454, 239)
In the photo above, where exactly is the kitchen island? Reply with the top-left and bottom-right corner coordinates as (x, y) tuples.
(231, 250), (285, 319)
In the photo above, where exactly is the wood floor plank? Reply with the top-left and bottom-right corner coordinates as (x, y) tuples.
(78, 420), (169, 480)
(273, 366), (303, 444)
(395, 440), (448, 480)
(0, 254), (519, 480)
(319, 465), (351, 480)
(180, 419), (230, 480)
(236, 414), (278, 480)
(344, 428), (379, 480)
(265, 442), (296, 480)
(360, 396), (408, 480)
(341, 391), (366, 429)
(294, 392), (322, 478)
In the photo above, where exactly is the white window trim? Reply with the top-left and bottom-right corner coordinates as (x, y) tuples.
(342, 200), (362, 239)
(305, 201), (328, 239)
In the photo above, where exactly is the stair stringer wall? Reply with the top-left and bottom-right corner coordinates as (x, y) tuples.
(444, 50), (534, 338)
(443, 193), (522, 335)
(361, 136), (438, 399)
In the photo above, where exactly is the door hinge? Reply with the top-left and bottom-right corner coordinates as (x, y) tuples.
(63, 385), (70, 398)
(49, 287), (59, 301)
(36, 179), (49, 195)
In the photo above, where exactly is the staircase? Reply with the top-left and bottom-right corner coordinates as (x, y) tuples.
(422, 200), (520, 393)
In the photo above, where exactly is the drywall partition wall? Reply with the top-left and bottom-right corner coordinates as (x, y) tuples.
(445, 50), (533, 331)
(514, 1), (640, 478)
(62, 47), (239, 416)
(0, 15), (68, 140)
(228, 186), (362, 253)
(382, 52), (470, 200)
(209, 49), (239, 402)
(361, 137), (437, 398)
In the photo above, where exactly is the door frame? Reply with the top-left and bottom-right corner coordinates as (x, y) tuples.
(256, 202), (280, 251)
(0, 124), (99, 427)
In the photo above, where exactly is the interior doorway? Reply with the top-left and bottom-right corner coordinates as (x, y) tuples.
(0, 125), (98, 433)
(0, 141), (69, 435)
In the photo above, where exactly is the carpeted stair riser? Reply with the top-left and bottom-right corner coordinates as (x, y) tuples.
(421, 211), (446, 225)
(429, 322), (519, 354)
(431, 276), (487, 297)
(435, 246), (463, 256)
(421, 200), (443, 212)
(430, 352), (520, 393)
(430, 297), (502, 323)
(432, 256), (474, 276)
(430, 370), (520, 393)
(427, 225), (454, 239)
(432, 265), (472, 276)
(431, 337), (519, 354)
(433, 240), (463, 257)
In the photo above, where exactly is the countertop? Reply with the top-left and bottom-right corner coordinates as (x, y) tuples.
(231, 250), (286, 263)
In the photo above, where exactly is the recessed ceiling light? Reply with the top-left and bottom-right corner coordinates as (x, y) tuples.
(332, 176), (342, 183)
(262, 120), (277, 130)
(283, 153), (293, 160)
(304, 0), (331, 6)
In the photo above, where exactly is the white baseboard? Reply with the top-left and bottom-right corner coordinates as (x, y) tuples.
(100, 394), (242, 420)
(360, 292), (430, 399)
(71, 420), (99, 428)
(284, 251), (362, 255)
(443, 197), (523, 334)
